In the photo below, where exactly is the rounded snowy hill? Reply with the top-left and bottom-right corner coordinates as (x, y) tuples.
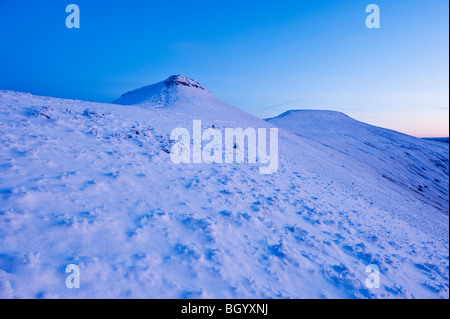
(266, 110), (449, 215)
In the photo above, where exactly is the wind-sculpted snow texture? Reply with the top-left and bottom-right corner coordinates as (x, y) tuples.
(0, 76), (448, 298)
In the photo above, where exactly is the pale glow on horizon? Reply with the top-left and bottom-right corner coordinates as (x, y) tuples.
(355, 114), (449, 138)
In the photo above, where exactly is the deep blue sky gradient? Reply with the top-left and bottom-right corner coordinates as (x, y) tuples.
(0, 0), (448, 136)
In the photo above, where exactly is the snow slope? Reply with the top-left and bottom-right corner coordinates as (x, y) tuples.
(265, 110), (449, 215)
(423, 137), (449, 144)
(0, 76), (448, 298)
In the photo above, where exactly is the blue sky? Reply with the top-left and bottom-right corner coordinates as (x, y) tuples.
(0, 0), (448, 137)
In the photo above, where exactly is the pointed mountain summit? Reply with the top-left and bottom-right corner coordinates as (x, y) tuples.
(162, 75), (208, 91)
(112, 75), (262, 127)
(112, 75), (210, 107)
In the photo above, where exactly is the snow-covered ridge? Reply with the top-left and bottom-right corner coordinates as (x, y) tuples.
(272, 109), (351, 120)
(265, 109), (449, 215)
(0, 81), (448, 299)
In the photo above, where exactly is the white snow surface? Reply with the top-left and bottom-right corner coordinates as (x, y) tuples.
(265, 110), (449, 215)
(0, 76), (448, 299)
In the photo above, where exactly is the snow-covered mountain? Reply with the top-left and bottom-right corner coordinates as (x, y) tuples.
(265, 110), (449, 215)
(113, 75), (259, 127)
(113, 75), (211, 106)
(0, 76), (448, 298)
